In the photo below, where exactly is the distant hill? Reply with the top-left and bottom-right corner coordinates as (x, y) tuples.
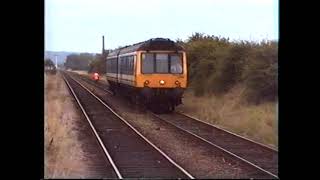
(45, 51), (96, 65)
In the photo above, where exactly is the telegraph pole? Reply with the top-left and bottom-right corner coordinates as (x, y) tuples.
(102, 35), (105, 56)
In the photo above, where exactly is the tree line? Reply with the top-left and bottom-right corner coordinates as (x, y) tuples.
(45, 58), (55, 67)
(64, 53), (94, 71)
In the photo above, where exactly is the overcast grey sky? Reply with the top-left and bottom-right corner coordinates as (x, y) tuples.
(45, 0), (278, 53)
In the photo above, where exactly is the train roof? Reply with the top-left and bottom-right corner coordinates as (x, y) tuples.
(107, 38), (184, 57)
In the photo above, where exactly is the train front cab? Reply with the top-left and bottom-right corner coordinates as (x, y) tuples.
(135, 50), (187, 112)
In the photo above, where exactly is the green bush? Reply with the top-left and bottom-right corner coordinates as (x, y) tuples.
(88, 54), (106, 74)
(182, 33), (278, 104)
(209, 56), (236, 94)
(65, 53), (93, 71)
(243, 43), (278, 103)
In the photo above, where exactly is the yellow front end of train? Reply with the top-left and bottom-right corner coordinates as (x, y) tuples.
(135, 51), (187, 89)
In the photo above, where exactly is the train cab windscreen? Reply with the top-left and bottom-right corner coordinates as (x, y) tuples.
(142, 53), (182, 74)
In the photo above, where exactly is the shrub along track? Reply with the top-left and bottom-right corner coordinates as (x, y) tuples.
(67, 71), (278, 179)
(62, 71), (193, 179)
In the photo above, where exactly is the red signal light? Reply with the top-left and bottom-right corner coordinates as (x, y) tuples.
(93, 73), (99, 80)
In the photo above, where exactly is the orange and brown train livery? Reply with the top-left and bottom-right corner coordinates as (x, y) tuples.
(106, 38), (187, 112)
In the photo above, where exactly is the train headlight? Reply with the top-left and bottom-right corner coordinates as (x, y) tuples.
(175, 80), (180, 86)
(159, 80), (165, 85)
(144, 80), (150, 86)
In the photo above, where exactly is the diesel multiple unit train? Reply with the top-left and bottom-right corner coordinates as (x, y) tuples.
(105, 38), (187, 112)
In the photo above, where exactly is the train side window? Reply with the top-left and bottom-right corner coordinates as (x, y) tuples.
(110, 59), (114, 73)
(115, 58), (118, 73)
(107, 59), (113, 73)
(129, 56), (134, 75)
(106, 60), (110, 72)
(131, 56), (134, 74)
(121, 57), (124, 74)
(111, 59), (114, 73)
(118, 58), (120, 74)
(127, 57), (129, 74)
(127, 56), (130, 75)
(111, 58), (117, 73)
(125, 57), (128, 74)
(133, 55), (136, 74)
(121, 57), (126, 74)
(112, 59), (114, 73)
(125, 57), (127, 74)
(142, 53), (154, 74)
(111, 59), (113, 73)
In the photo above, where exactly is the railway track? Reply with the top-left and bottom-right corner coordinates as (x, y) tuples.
(61, 72), (194, 179)
(72, 73), (112, 94)
(66, 71), (279, 179)
(153, 113), (278, 178)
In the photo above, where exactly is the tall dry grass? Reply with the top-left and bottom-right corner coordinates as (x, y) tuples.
(177, 84), (278, 147)
(45, 73), (87, 178)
